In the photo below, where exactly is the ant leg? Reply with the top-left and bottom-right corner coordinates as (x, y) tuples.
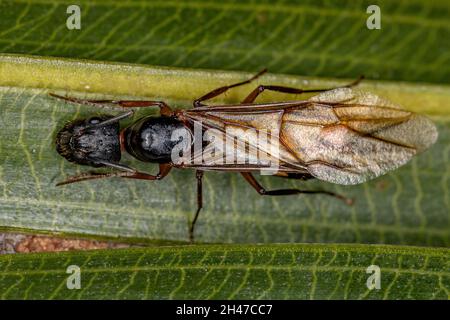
(56, 171), (135, 186)
(242, 76), (364, 103)
(194, 69), (267, 107)
(49, 93), (173, 116)
(56, 163), (172, 186)
(240, 172), (353, 205)
(122, 163), (172, 181)
(189, 170), (204, 242)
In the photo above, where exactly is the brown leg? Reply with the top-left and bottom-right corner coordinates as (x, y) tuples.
(123, 163), (172, 181)
(240, 172), (353, 205)
(194, 69), (267, 107)
(189, 170), (204, 242)
(242, 76), (364, 103)
(56, 171), (135, 186)
(56, 163), (172, 186)
(49, 93), (173, 116)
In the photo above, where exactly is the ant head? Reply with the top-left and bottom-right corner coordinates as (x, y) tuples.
(56, 116), (121, 167)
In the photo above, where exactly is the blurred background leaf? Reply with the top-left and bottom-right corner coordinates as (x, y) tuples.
(0, 0), (449, 84)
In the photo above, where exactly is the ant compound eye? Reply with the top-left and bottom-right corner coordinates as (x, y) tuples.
(89, 117), (101, 125)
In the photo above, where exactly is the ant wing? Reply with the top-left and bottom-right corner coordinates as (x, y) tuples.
(284, 88), (438, 184)
(181, 88), (438, 185)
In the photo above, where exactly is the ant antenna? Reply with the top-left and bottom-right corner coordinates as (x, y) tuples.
(85, 111), (134, 130)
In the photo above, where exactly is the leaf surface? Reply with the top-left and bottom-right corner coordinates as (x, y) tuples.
(0, 0), (449, 83)
(0, 55), (449, 245)
(0, 244), (448, 299)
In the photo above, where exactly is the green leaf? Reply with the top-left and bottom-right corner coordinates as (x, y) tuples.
(0, 54), (449, 245)
(0, 0), (449, 84)
(0, 244), (448, 299)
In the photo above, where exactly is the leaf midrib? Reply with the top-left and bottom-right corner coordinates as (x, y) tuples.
(0, 40), (443, 72)
(0, 265), (446, 277)
(2, 244), (448, 258)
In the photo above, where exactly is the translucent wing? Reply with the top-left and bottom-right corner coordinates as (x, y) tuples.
(180, 88), (438, 185)
(282, 88), (438, 184)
